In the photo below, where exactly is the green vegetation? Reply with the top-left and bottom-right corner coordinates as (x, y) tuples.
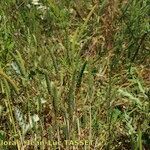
(0, 0), (150, 149)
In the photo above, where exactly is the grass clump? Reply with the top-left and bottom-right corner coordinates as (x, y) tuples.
(0, 0), (149, 150)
